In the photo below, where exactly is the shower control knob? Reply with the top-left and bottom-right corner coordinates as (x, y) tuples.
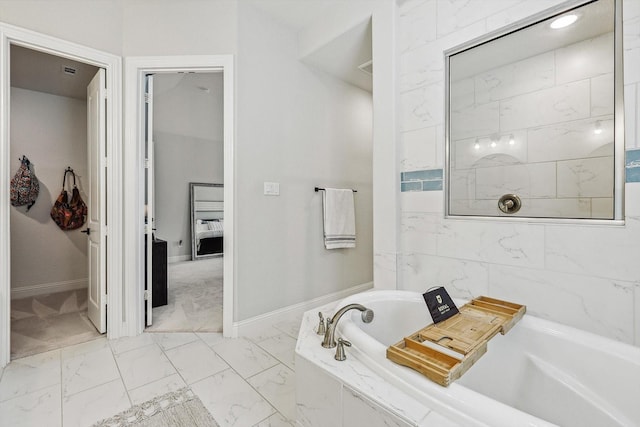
(498, 194), (522, 214)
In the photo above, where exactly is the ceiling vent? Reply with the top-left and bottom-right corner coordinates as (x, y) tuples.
(358, 60), (373, 76)
(62, 65), (77, 76)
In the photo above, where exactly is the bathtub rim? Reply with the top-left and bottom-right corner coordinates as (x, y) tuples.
(336, 289), (640, 364)
(331, 289), (640, 427)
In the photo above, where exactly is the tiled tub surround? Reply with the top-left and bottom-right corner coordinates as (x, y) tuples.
(398, 0), (640, 347)
(449, 31), (615, 218)
(296, 291), (640, 427)
(295, 301), (459, 427)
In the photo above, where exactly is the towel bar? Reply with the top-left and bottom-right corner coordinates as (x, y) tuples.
(314, 187), (357, 193)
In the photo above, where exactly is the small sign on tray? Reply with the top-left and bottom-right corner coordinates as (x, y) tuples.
(423, 286), (459, 323)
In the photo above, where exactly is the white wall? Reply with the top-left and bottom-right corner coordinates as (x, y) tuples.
(154, 132), (223, 260)
(397, 0), (640, 346)
(153, 73), (224, 141)
(0, 0), (393, 325)
(0, 0), (238, 56)
(10, 88), (88, 295)
(236, 2), (374, 320)
(0, 1), (122, 54)
(121, 0), (237, 56)
(153, 72), (224, 260)
(297, 0), (400, 293)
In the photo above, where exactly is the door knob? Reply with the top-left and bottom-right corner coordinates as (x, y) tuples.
(81, 228), (91, 235)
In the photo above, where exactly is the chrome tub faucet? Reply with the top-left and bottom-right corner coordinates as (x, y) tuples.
(321, 303), (374, 349)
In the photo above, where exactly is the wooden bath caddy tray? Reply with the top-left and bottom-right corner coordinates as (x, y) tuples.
(386, 296), (525, 387)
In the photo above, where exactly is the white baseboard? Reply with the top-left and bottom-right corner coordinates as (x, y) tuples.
(233, 281), (373, 337)
(11, 278), (87, 300)
(168, 255), (191, 264)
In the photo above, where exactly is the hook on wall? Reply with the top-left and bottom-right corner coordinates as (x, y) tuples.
(18, 155), (31, 166)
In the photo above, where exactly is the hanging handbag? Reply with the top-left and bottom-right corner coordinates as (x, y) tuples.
(10, 155), (40, 211)
(50, 168), (88, 231)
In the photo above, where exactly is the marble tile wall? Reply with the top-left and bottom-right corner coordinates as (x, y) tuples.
(397, 0), (640, 346)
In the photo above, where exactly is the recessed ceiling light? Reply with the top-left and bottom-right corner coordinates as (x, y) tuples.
(550, 14), (578, 29)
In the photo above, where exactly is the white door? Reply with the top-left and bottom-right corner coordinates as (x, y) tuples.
(86, 68), (107, 333)
(145, 74), (154, 326)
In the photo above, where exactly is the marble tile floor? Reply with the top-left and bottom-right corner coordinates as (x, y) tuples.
(147, 257), (223, 333)
(10, 289), (103, 360)
(0, 313), (303, 427)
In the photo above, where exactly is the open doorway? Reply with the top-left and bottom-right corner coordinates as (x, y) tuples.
(123, 55), (234, 338)
(144, 72), (225, 332)
(8, 45), (107, 359)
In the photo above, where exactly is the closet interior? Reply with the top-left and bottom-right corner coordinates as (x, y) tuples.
(9, 45), (101, 359)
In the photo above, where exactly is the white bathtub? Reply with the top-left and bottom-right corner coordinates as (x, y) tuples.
(332, 290), (640, 427)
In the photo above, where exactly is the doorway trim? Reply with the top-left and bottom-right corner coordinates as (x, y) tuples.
(123, 55), (235, 337)
(0, 22), (123, 367)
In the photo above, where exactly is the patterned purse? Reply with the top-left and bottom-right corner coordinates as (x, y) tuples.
(50, 168), (88, 231)
(10, 155), (40, 211)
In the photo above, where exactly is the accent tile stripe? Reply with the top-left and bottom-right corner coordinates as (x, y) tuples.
(401, 168), (443, 192)
(422, 180), (443, 191)
(401, 182), (423, 192)
(626, 149), (640, 183)
(401, 169), (443, 182)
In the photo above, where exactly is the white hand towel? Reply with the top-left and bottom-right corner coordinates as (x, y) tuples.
(322, 188), (356, 249)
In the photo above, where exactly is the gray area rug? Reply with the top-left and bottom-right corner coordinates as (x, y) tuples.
(94, 388), (219, 427)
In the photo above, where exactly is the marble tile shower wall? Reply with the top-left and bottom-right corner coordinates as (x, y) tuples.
(397, 0), (640, 346)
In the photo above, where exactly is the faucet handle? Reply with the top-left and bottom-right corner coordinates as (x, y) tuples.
(316, 312), (326, 335)
(335, 338), (351, 361)
(321, 317), (335, 348)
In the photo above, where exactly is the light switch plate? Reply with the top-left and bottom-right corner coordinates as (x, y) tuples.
(264, 182), (280, 196)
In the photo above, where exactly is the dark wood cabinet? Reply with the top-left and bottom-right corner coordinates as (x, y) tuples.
(145, 238), (168, 308)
